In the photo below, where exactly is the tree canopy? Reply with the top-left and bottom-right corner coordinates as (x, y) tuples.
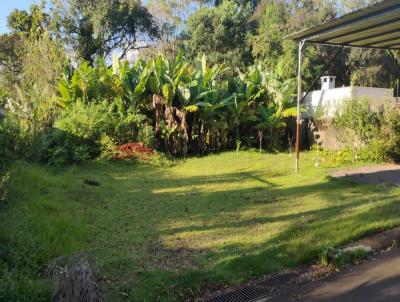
(51, 0), (159, 62)
(183, 0), (254, 70)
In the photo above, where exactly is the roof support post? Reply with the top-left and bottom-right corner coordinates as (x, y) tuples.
(296, 40), (306, 173)
(388, 49), (400, 100)
(388, 49), (400, 76)
(300, 46), (344, 103)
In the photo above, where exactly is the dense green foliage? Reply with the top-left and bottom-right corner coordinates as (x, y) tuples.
(249, 0), (398, 88)
(0, 117), (21, 200)
(183, 0), (254, 70)
(1, 0), (399, 166)
(2, 51), (297, 164)
(328, 98), (400, 164)
(47, 100), (140, 164)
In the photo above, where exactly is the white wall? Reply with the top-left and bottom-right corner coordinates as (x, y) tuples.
(304, 86), (397, 118)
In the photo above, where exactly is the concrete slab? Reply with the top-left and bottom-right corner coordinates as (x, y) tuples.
(267, 248), (400, 302)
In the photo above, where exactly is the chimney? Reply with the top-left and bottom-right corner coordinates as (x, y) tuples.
(321, 76), (336, 90)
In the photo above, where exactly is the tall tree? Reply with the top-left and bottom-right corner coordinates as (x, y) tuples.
(50, 0), (159, 62)
(251, 0), (340, 85)
(201, 0), (259, 10)
(7, 2), (50, 34)
(251, 0), (287, 68)
(183, 0), (254, 71)
(145, 0), (205, 58)
(0, 3), (51, 103)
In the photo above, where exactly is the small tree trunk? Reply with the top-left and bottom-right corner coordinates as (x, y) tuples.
(152, 94), (164, 134)
(199, 122), (205, 155)
(152, 94), (165, 150)
(258, 129), (263, 153)
(176, 109), (188, 156)
(236, 125), (240, 154)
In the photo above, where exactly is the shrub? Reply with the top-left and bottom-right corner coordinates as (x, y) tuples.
(331, 98), (400, 164)
(376, 105), (400, 162)
(0, 117), (20, 168)
(46, 99), (146, 165)
(39, 129), (91, 165)
(321, 246), (369, 268)
(0, 116), (22, 200)
(47, 101), (110, 164)
(137, 123), (155, 148)
(334, 98), (379, 148)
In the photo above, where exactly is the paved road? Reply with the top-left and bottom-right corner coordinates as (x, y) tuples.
(267, 248), (400, 302)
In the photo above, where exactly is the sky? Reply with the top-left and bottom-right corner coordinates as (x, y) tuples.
(0, 0), (363, 34)
(0, 0), (38, 33)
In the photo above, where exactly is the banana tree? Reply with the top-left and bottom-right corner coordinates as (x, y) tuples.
(57, 59), (122, 107)
(267, 65), (297, 117)
(111, 53), (150, 109)
(226, 66), (267, 153)
(178, 54), (229, 153)
(144, 53), (190, 155)
(255, 104), (286, 152)
(256, 61), (298, 151)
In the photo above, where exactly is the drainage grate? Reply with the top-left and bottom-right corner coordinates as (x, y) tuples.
(205, 266), (330, 302)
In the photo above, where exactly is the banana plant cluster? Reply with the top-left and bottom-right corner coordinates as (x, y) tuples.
(57, 53), (298, 156)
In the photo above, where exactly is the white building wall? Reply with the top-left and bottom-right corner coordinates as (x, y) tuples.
(304, 86), (396, 118)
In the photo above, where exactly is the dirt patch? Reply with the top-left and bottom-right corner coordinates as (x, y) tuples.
(146, 242), (204, 272)
(114, 142), (154, 160)
(344, 227), (400, 252)
(330, 164), (400, 186)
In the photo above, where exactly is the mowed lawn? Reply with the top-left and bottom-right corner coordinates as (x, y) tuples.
(2, 151), (400, 301)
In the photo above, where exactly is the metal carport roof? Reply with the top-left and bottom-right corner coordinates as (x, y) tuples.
(287, 0), (400, 172)
(287, 0), (400, 50)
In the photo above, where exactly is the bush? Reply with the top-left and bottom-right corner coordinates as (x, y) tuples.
(0, 116), (22, 200)
(0, 116), (21, 167)
(334, 98), (379, 148)
(45, 99), (146, 165)
(137, 123), (155, 148)
(331, 98), (400, 164)
(39, 129), (90, 166)
(321, 246), (369, 268)
(376, 106), (400, 162)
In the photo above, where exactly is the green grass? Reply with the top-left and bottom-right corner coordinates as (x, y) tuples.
(2, 151), (400, 301)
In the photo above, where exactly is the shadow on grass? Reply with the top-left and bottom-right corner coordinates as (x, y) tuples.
(71, 161), (400, 301)
(5, 158), (395, 301)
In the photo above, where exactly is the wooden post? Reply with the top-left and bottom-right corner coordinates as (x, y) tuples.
(296, 41), (305, 173)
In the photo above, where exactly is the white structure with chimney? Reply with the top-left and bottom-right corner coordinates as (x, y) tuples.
(304, 76), (396, 118)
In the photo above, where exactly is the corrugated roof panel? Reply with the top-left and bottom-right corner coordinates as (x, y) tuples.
(343, 27), (400, 45)
(288, 0), (400, 40)
(317, 13), (400, 43)
(325, 16), (400, 43)
(316, 18), (399, 43)
(373, 38), (400, 47)
(287, 0), (400, 50)
(351, 31), (400, 46)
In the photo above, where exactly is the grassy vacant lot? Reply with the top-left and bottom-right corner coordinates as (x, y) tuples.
(2, 151), (400, 301)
